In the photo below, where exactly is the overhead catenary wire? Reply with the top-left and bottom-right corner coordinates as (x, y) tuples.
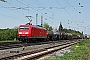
(35, 0), (55, 17)
(0, 1), (29, 21)
(64, 0), (79, 12)
(15, 0), (55, 20)
(55, 0), (73, 19)
(63, 0), (90, 34)
(5, 1), (26, 16)
(0, 12), (23, 21)
(75, 0), (90, 19)
(34, 0), (57, 24)
(0, 5), (24, 21)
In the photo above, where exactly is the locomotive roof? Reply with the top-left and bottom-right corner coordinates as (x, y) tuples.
(19, 24), (46, 30)
(33, 25), (46, 30)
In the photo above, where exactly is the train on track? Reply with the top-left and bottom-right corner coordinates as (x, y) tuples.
(18, 23), (84, 42)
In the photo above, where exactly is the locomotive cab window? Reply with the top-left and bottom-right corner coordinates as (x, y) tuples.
(24, 27), (29, 30)
(19, 27), (29, 30)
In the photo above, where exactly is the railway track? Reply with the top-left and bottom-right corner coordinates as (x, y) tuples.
(0, 40), (70, 50)
(0, 42), (24, 50)
(0, 40), (71, 56)
(0, 41), (48, 50)
(0, 40), (82, 60)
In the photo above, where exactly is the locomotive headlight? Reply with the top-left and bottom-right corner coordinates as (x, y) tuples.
(25, 32), (28, 34)
(19, 32), (22, 34)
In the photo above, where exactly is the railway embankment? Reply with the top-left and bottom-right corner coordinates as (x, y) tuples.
(43, 39), (90, 60)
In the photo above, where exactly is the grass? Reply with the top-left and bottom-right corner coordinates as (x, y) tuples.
(0, 40), (19, 42)
(44, 40), (90, 60)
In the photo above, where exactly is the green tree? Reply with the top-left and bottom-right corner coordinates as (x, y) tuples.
(59, 22), (63, 31)
(43, 23), (53, 30)
(49, 26), (53, 30)
(13, 26), (18, 29)
(0, 28), (18, 40)
(82, 31), (83, 35)
(43, 23), (49, 30)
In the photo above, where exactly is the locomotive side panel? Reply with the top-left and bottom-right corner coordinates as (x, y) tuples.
(42, 29), (47, 37)
(31, 25), (47, 38)
(31, 27), (40, 38)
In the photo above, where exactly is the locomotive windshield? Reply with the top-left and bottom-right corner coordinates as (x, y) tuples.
(19, 27), (29, 30)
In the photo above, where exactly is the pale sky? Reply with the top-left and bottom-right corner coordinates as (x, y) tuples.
(0, 0), (90, 35)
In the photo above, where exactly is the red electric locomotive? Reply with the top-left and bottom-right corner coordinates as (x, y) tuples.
(18, 23), (47, 42)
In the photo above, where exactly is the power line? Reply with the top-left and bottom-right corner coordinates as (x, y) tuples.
(0, 5), (25, 21)
(55, 0), (73, 18)
(0, 12), (24, 21)
(35, 0), (54, 16)
(35, 0), (57, 23)
(15, 0), (55, 20)
(65, 0), (90, 28)
(16, 0), (40, 13)
(5, 1), (26, 16)
(0, 1), (34, 22)
(0, 3), (26, 17)
(64, 0), (79, 12)
(75, 0), (90, 19)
